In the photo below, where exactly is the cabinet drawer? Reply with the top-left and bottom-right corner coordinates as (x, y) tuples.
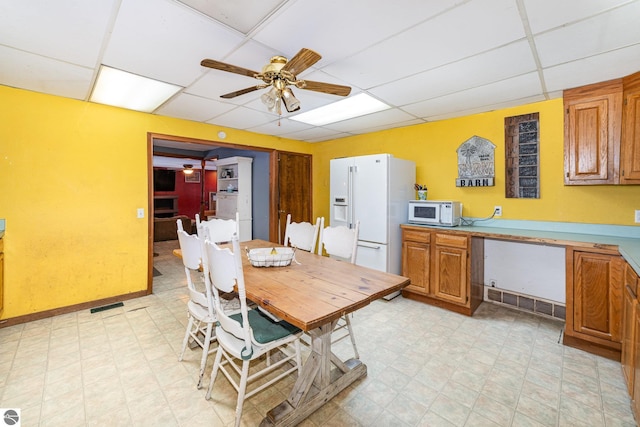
(435, 233), (468, 248)
(403, 229), (430, 243)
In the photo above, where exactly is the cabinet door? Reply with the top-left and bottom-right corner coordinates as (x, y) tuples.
(434, 245), (467, 306)
(634, 301), (640, 417)
(216, 193), (237, 219)
(564, 79), (622, 185)
(403, 240), (430, 295)
(621, 71), (640, 184)
(622, 283), (637, 394)
(572, 251), (624, 342)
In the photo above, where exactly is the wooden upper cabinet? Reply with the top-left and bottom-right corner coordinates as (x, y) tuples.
(564, 70), (640, 185)
(564, 79), (623, 185)
(621, 71), (640, 184)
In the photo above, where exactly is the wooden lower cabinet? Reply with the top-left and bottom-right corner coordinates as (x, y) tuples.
(401, 225), (483, 316)
(565, 247), (625, 359)
(622, 282), (637, 394)
(402, 229), (430, 295)
(434, 233), (468, 305)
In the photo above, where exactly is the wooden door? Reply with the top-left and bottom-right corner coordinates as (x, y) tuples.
(572, 251), (624, 342)
(402, 229), (431, 295)
(621, 71), (640, 184)
(434, 245), (467, 306)
(276, 152), (312, 244)
(564, 79), (622, 185)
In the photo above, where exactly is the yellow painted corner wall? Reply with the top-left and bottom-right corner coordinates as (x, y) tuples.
(312, 98), (640, 226)
(0, 85), (310, 320)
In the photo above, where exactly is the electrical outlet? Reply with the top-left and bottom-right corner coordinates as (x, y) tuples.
(137, 208), (145, 219)
(489, 279), (497, 287)
(494, 206), (502, 216)
(636, 210), (640, 223)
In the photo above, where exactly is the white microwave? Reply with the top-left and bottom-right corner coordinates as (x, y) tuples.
(408, 200), (462, 227)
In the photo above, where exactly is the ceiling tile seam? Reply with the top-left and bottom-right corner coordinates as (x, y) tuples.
(515, 0), (548, 99)
(86, 0), (125, 102)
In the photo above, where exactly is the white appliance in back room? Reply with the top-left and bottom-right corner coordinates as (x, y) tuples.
(330, 153), (416, 300)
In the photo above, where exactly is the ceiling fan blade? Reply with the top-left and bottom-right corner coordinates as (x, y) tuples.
(300, 80), (351, 97)
(201, 59), (259, 78)
(281, 48), (321, 76)
(220, 86), (263, 99)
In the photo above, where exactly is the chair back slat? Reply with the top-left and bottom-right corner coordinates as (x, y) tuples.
(284, 213), (321, 253)
(318, 218), (360, 264)
(196, 212), (239, 243)
(177, 229), (202, 271)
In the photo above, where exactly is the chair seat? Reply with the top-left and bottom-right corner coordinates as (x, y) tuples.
(229, 309), (300, 344)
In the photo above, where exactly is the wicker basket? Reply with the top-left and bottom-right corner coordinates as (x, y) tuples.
(246, 247), (295, 267)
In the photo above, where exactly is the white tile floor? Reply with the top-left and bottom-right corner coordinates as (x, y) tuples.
(0, 240), (636, 426)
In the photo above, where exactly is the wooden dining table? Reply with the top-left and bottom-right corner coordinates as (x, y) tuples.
(236, 239), (410, 426)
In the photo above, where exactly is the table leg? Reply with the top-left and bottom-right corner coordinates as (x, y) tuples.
(260, 321), (367, 426)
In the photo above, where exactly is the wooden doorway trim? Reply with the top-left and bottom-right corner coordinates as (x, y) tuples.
(146, 132), (277, 294)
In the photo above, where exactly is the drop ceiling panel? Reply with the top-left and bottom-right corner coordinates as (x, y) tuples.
(324, 108), (421, 133)
(249, 118), (315, 137)
(523, 0), (633, 34)
(426, 94), (546, 122)
(534, 1), (640, 67)
(206, 106), (276, 129)
(323, 0), (526, 89)
(155, 93), (237, 122)
(369, 40), (537, 106)
(104, 0), (245, 86)
(403, 72), (542, 119)
(0, 0), (118, 67)
(176, 0), (289, 34)
(543, 43), (640, 92)
(0, 46), (94, 100)
(252, 0), (467, 66)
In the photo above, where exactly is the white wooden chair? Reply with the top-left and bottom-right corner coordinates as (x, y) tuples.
(318, 218), (361, 359)
(195, 211), (239, 243)
(283, 213), (321, 253)
(203, 234), (302, 427)
(176, 222), (216, 389)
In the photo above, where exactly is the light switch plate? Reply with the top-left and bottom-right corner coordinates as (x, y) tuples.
(137, 208), (145, 219)
(635, 210), (640, 223)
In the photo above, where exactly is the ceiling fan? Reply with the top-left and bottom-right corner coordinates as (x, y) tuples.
(201, 48), (351, 115)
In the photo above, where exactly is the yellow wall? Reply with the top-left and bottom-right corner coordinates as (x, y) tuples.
(313, 99), (640, 226)
(1, 85), (639, 321)
(0, 86), (309, 320)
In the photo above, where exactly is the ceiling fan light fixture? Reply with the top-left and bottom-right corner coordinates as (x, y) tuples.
(183, 164), (194, 175)
(282, 88), (301, 113)
(261, 86), (279, 111)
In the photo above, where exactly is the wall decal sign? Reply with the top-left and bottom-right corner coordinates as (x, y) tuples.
(456, 135), (495, 187)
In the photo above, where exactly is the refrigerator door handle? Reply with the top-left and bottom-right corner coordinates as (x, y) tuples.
(357, 241), (381, 249)
(348, 165), (355, 228)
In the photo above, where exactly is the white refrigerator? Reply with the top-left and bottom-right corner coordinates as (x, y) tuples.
(330, 154), (416, 299)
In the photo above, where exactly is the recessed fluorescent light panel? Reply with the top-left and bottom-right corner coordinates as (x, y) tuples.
(290, 93), (390, 126)
(90, 65), (182, 113)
